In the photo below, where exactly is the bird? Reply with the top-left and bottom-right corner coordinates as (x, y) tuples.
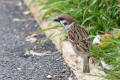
(54, 14), (92, 73)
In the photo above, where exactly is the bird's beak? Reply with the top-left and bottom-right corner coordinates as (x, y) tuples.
(54, 18), (60, 22)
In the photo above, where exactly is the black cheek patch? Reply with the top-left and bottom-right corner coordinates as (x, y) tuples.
(64, 22), (67, 25)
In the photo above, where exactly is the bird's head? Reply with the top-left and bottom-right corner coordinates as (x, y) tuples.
(54, 14), (76, 28)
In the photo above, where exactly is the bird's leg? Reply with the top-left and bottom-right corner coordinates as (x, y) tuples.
(83, 56), (90, 73)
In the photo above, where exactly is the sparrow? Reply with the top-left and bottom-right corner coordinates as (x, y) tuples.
(54, 14), (92, 73)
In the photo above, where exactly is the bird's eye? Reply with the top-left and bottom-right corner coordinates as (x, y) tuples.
(59, 18), (64, 20)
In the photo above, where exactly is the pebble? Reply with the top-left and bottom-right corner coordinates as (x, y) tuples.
(17, 68), (22, 70)
(47, 75), (52, 79)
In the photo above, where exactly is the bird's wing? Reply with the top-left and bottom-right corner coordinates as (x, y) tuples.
(68, 25), (92, 53)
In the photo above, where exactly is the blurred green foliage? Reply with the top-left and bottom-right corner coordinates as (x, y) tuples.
(40, 0), (120, 35)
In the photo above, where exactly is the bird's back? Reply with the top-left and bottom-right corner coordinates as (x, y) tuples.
(68, 24), (92, 54)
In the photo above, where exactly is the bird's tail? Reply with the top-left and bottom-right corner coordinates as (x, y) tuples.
(83, 56), (90, 73)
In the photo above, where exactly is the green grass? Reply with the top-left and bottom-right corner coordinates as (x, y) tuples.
(40, 0), (120, 35)
(29, 0), (120, 80)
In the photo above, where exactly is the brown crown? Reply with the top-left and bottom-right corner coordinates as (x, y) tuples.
(58, 14), (76, 24)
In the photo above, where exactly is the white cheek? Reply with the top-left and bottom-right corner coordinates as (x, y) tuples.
(60, 20), (67, 27)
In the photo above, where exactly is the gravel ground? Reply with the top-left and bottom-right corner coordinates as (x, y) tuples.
(0, 0), (77, 80)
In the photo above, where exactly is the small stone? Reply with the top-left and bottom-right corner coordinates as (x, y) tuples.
(35, 63), (38, 64)
(68, 77), (72, 80)
(17, 2), (22, 7)
(47, 75), (52, 79)
(56, 59), (59, 61)
(12, 54), (16, 56)
(61, 69), (66, 73)
(23, 11), (30, 15)
(17, 68), (22, 70)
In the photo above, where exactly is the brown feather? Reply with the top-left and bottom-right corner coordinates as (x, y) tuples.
(58, 14), (77, 24)
(55, 14), (92, 73)
(68, 23), (92, 55)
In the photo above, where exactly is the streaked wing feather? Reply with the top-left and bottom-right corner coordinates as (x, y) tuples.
(68, 25), (91, 54)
